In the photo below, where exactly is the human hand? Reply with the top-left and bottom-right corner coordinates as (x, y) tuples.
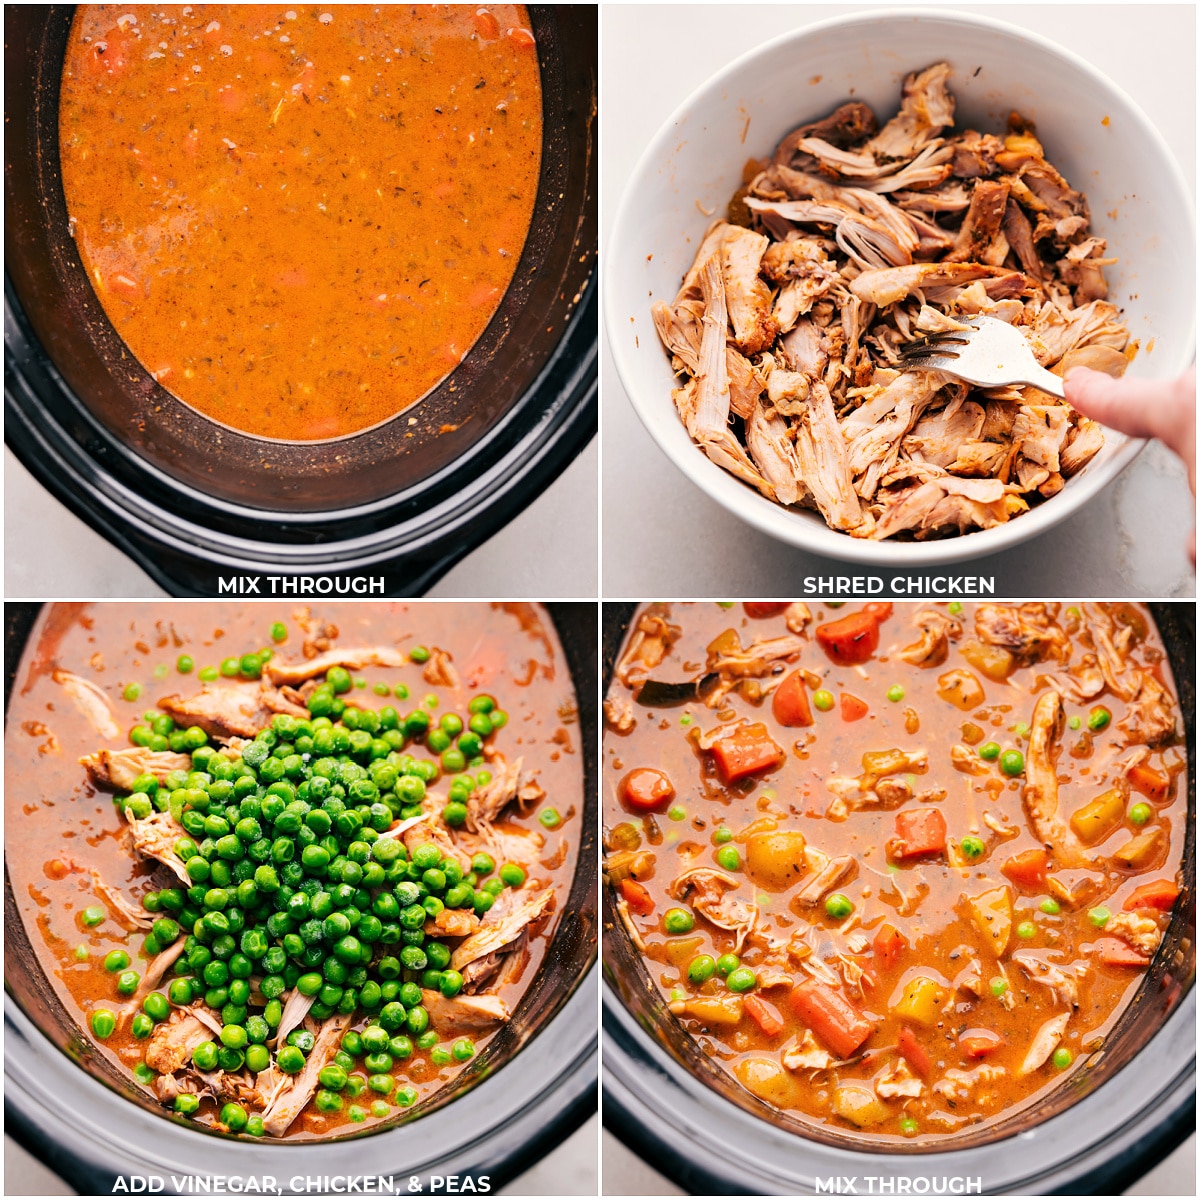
(1064, 365), (1196, 565)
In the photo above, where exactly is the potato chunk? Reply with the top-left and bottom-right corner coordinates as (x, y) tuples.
(967, 885), (1013, 956)
(746, 831), (808, 890)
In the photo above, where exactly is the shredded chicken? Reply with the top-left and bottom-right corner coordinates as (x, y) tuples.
(81, 747), (193, 791)
(262, 646), (406, 686)
(157, 681), (307, 741)
(668, 868), (758, 953)
(654, 65), (1127, 539)
(54, 670), (122, 740)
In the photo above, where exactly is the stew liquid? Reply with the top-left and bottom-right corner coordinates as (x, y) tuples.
(59, 6), (542, 440)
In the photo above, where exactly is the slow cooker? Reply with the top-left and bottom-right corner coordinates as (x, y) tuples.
(601, 602), (1195, 1195)
(5, 6), (596, 596)
(5, 602), (598, 1193)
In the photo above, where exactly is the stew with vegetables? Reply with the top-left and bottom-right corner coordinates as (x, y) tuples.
(59, 5), (542, 441)
(604, 602), (1187, 1144)
(7, 603), (579, 1139)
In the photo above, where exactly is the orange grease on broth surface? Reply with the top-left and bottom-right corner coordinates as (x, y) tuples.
(59, 5), (542, 441)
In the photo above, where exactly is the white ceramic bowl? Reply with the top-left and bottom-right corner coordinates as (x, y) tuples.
(606, 7), (1196, 566)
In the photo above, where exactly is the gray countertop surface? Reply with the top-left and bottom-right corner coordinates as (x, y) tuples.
(601, 3), (1196, 599)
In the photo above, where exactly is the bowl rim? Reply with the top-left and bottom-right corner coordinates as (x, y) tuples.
(605, 4), (1197, 568)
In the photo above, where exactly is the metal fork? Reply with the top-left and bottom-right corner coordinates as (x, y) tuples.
(898, 315), (1065, 399)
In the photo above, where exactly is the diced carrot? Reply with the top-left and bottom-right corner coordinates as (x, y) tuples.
(1123, 879), (1179, 912)
(619, 768), (675, 813)
(473, 9), (501, 39)
(619, 878), (654, 916)
(892, 808), (947, 859)
(897, 1025), (932, 1078)
(958, 1029), (1004, 1058)
(1001, 847), (1048, 891)
(506, 25), (536, 48)
(1127, 764), (1169, 803)
(106, 272), (144, 303)
(840, 693), (868, 722)
(1094, 938), (1151, 967)
(744, 993), (785, 1038)
(787, 981), (875, 1059)
(872, 922), (907, 973)
(772, 671), (813, 728)
(815, 609), (888, 666)
(709, 725), (785, 784)
(744, 603), (789, 618)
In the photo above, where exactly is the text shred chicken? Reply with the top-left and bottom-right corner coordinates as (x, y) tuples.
(604, 602), (1185, 1142)
(59, 6), (541, 441)
(653, 64), (1132, 539)
(7, 603), (580, 1139)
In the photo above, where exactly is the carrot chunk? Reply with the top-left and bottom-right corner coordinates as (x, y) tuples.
(897, 1025), (932, 1078)
(815, 609), (889, 666)
(1123, 879), (1179, 912)
(619, 878), (654, 916)
(788, 981), (875, 1059)
(840, 693), (869, 722)
(892, 808), (947, 859)
(1127, 763), (1169, 803)
(771, 671), (813, 728)
(871, 922), (907, 973)
(1094, 938), (1151, 967)
(709, 725), (785, 784)
(1001, 847), (1049, 891)
(959, 1029), (1004, 1058)
(619, 768), (675, 813)
(744, 993), (785, 1038)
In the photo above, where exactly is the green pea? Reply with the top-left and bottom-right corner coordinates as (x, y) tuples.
(989, 977), (1008, 997)
(1128, 803), (1152, 826)
(667, 805), (686, 822)
(192, 1041), (219, 1071)
(813, 690), (835, 712)
(539, 808), (562, 829)
(124, 682), (142, 702)
(408, 646), (430, 664)
(1088, 906), (1111, 928)
(886, 685), (904, 703)
(199, 666), (218, 682)
(90, 1009), (117, 1039)
(395, 1085), (419, 1108)
(1087, 706), (1111, 732)
(175, 1094), (200, 1114)
(900, 1116), (920, 1136)
(104, 949), (131, 973)
(245, 1045), (271, 1073)
(1052, 1047), (1073, 1069)
(687, 955), (716, 985)
(1068, 715), (1082, 730)
(663, 907), (694, 935)
(715, 953), (740, 977)
(959, 836), (985, 860)
(1016, 921), (1037, 940)
(82, 906), (106, 928)
(1000, 750), (1025, 777)
(130, 1011), (154, 1039)
(499, 863), (526, 888)
(277, 1045), (306, 1074)
(117, 969), (142, 996)
(715, 846), (740, 872)
(221, 1102), (248, 1132)
(725, 967), (757, 994)
(824, 893), (853, 919)
(978, 742), (1001, 762)
(452, 1038), (475, 1061)
(713, 826), (733, 846)
(1039, 899), (1061, 916)
(947, 602), (963, 616)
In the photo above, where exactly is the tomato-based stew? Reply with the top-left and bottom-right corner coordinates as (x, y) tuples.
(604, 602), (1187, 1144)
(7, 602), (580, 1139)
(59, 6), (542, 440)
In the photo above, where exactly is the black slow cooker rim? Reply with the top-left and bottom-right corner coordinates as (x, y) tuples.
(5, 277), (597, 595)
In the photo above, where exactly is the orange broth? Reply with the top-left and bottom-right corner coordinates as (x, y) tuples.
(59, 5), (542, 440)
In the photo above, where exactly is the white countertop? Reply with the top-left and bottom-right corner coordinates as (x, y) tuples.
(600, 3), (1196, 597)
(3, 440), (598, 599)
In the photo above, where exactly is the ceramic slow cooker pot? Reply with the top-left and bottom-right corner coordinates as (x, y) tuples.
(5, 602), (598, 1193)
(5, 6), (596, 595)
(601, 602), (1195, 1195)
